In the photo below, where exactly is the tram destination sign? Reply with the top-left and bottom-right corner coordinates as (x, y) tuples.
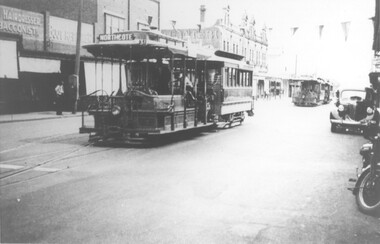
(99, 33), (142, 42)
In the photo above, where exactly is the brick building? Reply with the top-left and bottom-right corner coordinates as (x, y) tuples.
(0, 0), (160, 114)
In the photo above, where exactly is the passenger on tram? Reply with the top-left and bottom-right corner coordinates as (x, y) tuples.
(185, 75), (193, 92)
(155, 59), (171, 95)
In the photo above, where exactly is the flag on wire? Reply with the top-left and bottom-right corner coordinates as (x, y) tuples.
(341, 21), (350, 42)
(291, 27), (298, 36)
(318, 25), (324, 40)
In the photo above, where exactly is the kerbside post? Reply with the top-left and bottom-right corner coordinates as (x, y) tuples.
(70, 0), (83, 114)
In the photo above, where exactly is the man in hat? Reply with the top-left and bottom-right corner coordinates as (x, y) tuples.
(55, 81), (64, 115)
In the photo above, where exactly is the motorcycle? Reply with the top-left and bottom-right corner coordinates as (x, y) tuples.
(349, 121), (380, 215)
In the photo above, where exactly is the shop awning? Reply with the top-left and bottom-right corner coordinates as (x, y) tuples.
(19, 57), (61, 73)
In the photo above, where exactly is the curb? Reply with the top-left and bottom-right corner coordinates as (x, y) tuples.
(0, 114), (84, 124)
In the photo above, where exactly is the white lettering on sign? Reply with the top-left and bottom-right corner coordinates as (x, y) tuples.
(0, 5), (43, 39)
(0, 21), (38, 36)
(49, 16), (93, 45)
(99, 33), (137, 42)
(2, 8), (41, 25)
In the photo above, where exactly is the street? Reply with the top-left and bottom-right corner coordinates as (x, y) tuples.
(1, 98), (380, 243)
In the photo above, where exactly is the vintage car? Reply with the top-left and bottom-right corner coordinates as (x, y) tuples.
(330, 88), (379, 133)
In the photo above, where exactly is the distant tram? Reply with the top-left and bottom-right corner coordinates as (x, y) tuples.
(79, 30), (254, 144)
(290, 77), (333, 106)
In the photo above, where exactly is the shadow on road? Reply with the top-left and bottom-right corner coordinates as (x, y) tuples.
(92, 127), (220, 149)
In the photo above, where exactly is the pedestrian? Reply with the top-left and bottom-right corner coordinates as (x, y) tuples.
(55, 81), (64, 115)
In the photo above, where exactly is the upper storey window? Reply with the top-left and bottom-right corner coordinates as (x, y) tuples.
(105, 14), (124, 34)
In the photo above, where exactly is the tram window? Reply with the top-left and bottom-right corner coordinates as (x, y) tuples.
(207, 69), (220, 86)
(225, 68), (229, 87)
(224, 68), (230, 87)
(226, 68), (230, 87)
(130, 64), (143, 86)
(232, 69), (236, 87)
(215, 71), (221, 84)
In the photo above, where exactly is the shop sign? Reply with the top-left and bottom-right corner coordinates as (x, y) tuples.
(98, 32), (147, 43)
(0, 5), (44, 41)
(99, 33), (138, 42)
(49, 16), (93, 46)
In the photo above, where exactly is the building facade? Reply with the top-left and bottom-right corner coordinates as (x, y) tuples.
(0, 0), (160, 114)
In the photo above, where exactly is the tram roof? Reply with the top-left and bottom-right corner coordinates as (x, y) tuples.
(289, 76), (330, 84)
(205, 54), (253, 71)
(83, 30), (191, 59)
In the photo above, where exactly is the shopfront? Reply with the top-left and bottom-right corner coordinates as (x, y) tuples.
(0, 5), (46, 114)
(0, 5), (94, 114)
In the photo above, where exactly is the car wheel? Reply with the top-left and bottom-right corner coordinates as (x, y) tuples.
(331, 123), (337, 133)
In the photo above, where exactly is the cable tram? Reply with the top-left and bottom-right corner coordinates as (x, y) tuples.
(290, 76), (332, 106)
(79, 30), (254, 144)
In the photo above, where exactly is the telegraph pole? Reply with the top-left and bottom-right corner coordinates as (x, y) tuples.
(70, 0), (83, 114)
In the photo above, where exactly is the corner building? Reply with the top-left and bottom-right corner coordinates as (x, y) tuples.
(0, 0), (160, 114)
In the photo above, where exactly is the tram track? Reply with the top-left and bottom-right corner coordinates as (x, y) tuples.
(0, 133), (77, 154)
(0, 142), (116, 185)
(0, 147), (79, 164)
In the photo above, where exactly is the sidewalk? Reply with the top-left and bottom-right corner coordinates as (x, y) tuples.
(0, 111), (83, 124)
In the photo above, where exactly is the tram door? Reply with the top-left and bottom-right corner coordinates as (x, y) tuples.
(207, 67), (222, 116)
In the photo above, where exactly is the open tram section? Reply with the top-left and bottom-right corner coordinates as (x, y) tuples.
(290, 76), (333, 106)
(79, 30), (255, 144)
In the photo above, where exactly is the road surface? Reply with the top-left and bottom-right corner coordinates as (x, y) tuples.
(1, 98), (379, 243)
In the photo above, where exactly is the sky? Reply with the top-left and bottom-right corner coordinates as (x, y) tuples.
(160, 0), (374, 29)
(160, 0), (376, 87)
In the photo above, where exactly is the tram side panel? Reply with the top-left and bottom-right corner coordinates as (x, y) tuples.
(215, 67), (254, 122)
(220, 88), (254, 115)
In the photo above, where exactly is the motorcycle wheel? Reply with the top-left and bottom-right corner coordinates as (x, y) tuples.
(355, 170), (380, 215)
